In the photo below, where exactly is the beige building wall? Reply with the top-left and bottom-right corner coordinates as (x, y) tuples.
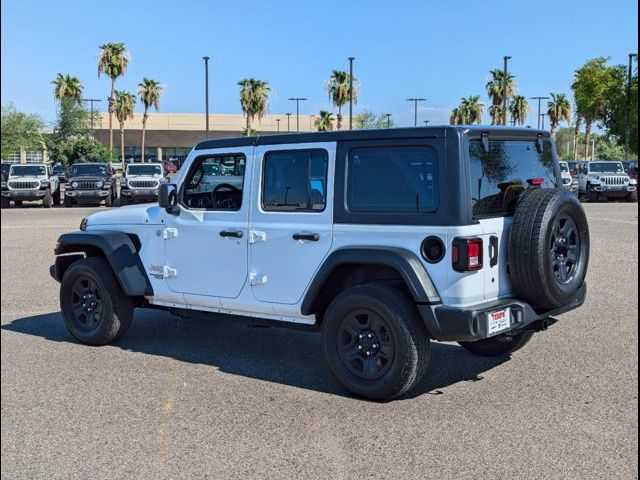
(97, 112), (349, 133)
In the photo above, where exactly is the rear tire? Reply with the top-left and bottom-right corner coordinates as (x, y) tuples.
(60, 257), (134, 345)
(459, 331), (534, 357)
(321, 284), (430, 401)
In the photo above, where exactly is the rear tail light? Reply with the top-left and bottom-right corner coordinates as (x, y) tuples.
(452, 237), (483, 272)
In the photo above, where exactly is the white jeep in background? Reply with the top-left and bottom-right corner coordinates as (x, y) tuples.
(119, 163), (165, 206)
(575, 161), (637, 202)
(559, 161), (578, 195)
(51, 127), (590, 400)
(1, 163), (61, 208)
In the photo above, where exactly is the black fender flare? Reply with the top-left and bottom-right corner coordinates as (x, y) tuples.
(52, 230), (153, 296)
(300, 247), (441, 316)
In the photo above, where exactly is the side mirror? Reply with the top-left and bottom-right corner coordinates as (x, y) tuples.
(158, 183), (179, 214)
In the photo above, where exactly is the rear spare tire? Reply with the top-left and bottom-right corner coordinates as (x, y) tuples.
(508, 188), (589, 310)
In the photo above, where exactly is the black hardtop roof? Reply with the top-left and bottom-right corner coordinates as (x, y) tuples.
(194, 126), (548, 150)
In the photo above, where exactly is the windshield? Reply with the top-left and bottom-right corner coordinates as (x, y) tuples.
(10, 165), (46, 176)
(72, 164), (108, 176)
(590, 162), (624, 174)
(127, 165), (162, 176)
(559, 162), (569, 173)
(468, 140), (556, 218)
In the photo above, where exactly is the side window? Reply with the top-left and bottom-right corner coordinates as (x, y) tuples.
(182, 154), (246, 210)
(262, 149), (328, 212)
(346, 146), (437, 213)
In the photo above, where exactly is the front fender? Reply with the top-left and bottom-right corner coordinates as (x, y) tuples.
(52, 230), (153, 297)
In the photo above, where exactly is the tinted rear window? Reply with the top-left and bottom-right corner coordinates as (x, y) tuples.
(347, 146), (437, 213)
(468, 140), (556, 218)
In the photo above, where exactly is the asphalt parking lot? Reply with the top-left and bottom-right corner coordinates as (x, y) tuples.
(1, 203), (638, 479)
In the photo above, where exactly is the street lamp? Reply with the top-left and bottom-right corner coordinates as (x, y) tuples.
(540, 113), (548, 130)
(530, 96), (551, 129)
(384, 113), (392, 128)
(406, 98), (426, 127)
(502, 56), (512, 126)
(286, 113), (292, 132)
(81, 98), (103, 132)
(625, 53), (638, 161)
(287, 98), (307, 132)
(348, 56), (355, 130)
(276, 118), (281, 132)
(424, 120), (430, 126)
(202, 56), (210, 138)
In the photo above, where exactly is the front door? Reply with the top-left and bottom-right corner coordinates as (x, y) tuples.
(249, 144), (334, 305)
(164, 148), (252, 305)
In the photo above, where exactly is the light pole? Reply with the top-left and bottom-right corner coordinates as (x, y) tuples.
(540, 113), (548, 130)
(81, 98), (102, 133)
(592, 138), (596, 161)
(276, 118), (281, 132)
(202, 56), (210, 138)
(384, 113), (392, 128)
(424, 120), (430, 126)
(530, 96), (550, 129)
(348, 56), (355, 130)
(406, 98), (426, 127)
(286, 113), (292, 132)
(287, 98), (307, 132)
(625, 53), (638, 161)
(502, 56), (512, 126)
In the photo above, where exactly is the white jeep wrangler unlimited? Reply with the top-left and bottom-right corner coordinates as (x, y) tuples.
(120, 162), (165, 206)
(1, 163), (61, 208)
(51, 127), (589, 400)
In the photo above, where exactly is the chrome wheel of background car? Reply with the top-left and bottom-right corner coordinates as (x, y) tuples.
(69, 275), (104, 331)
(549, 215), (580, 285)
(337, 309), (395, 380)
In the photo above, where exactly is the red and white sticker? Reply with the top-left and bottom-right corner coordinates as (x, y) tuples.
(487, 308), (511, 335)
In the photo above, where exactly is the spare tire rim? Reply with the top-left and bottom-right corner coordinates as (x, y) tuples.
(549, 214), (580, 285)
(337, 309), (395, 380)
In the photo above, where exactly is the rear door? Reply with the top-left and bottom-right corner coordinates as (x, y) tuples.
(249, 143), (334, 305)
(467, 137), (559, 300)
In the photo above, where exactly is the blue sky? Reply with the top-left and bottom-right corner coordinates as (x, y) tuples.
(1, 0), (638, 128)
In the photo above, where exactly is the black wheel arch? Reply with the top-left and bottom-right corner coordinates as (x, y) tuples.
(300, 247), (441, 317)
(51, 230), (153, 297)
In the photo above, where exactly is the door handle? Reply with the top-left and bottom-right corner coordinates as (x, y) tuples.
(220, 229), (243, 238)
(292, 232), (320, 242)
(489, 236), (499, 267)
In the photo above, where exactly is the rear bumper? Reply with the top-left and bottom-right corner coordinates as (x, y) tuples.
(419, 283), (587, 342)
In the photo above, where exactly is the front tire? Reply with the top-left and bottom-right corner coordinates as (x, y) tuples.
(459, 331), (534, 357)
(628, 190), (638, 203)
(60, 257), (134, 345)
(1, 196), (9, 208)
(104, 193), (113, 207)
(14, 200), (23, 207)
(53, 187), (61, 206)
(64, 196), (74, 207)
(321, 284), (430, 401)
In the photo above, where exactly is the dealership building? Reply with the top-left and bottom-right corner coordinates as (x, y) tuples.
(7, 111), (341, 164)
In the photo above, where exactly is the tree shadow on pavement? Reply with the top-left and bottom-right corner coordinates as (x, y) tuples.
(2, 309), (509, 400)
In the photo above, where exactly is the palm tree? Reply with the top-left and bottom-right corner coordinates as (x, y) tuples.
(461, 96), (484, 124)
(52, 74), (83, 102)
(138, 78), (163, 162)
(98, 43), (130, 152)
(449, 107), (463, 125)
(573, 112), (583, 161)
(315, 111), (334, 131)
(238, 78), (270, 134)
(547, 93), (572, 137)
(488, 105), (504, 126)
(113, 91), (136, 167)
(509, 95), (530, 126)
(486, 69), (516, 125)
(325, 70), (358, 130)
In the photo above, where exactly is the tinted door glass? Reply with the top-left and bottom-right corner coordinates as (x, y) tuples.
(347, 146), (437, 213)
(262, 149), (328, 211)
(468, 140), (556, 218)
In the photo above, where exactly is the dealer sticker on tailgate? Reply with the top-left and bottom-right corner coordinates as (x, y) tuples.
(487, 308), (511, 335)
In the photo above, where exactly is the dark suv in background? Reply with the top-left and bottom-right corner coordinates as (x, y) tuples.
(64, 162), (118, 207)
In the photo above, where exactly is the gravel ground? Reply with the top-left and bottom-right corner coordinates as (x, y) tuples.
(1, 202), (638, 479)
